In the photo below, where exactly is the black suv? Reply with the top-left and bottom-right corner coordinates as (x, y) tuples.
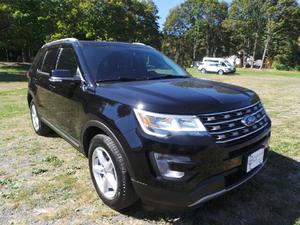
(27, 38), (271, 210)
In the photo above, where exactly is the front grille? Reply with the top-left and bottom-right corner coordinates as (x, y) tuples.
(199, 102), (269, 144)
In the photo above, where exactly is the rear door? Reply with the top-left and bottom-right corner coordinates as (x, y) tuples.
(35, 47), (59, 121)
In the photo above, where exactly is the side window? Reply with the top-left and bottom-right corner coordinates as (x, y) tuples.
(32, 49), (44, 70)
(56, 47), (78, 75)
(41, 48), (59, 74)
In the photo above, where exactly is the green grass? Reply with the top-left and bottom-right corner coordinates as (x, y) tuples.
(1, 63), (300, 225)
(237, 68), (300, 78)
(188, 67), (300, 78)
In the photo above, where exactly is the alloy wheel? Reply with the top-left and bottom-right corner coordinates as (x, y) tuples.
(31, 104), (40, 131)
(92, 147), (118, 199)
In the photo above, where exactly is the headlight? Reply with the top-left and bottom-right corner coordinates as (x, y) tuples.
(133, 108), (206, 137)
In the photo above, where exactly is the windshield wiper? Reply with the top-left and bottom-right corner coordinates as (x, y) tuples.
(96, 76), (146, 83)
(146, 75), (190, 80)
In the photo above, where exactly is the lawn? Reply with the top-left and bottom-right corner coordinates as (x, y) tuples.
(0, 63), (300, 225)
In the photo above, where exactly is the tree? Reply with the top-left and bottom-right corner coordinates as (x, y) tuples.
(163, 0), (229, 66)
(0, 0), (161, 61)
(261, 0), (300, 69)
(87, 0), (160, 47)
(225, 0), (266, 68)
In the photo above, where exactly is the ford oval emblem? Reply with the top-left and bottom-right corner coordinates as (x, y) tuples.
(242, 115), (257, 127)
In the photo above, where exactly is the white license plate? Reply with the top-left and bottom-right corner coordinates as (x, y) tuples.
(246, 148), (264, 172)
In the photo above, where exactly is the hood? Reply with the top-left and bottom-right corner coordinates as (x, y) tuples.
(95, 77), (259, 115)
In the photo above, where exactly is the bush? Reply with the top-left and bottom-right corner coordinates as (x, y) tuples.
(295, 65), (300, 71)
(273, 62), (290, 71)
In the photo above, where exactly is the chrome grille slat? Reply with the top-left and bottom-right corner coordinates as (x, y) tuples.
(215, 123), (268, 144)
(201, 101), (260, 116)
(210, 125), (246, 135)
(204, 116), (244, 125)
(199, 101), (269, 145)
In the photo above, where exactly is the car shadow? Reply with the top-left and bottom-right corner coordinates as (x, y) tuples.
(122, 151), (300, 225)
(0, 63), (30, 82)
(0, 72), (28, 82)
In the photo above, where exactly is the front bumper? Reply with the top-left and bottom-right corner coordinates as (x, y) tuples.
(123, 122), (271, 209)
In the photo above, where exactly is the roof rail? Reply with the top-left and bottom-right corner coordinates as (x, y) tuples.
(132, 42), (146, 46)
(42, 38), (79, 48)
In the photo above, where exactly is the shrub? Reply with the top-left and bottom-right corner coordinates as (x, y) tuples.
(273, 62), (290, 71)
(295, 65), (300, 71)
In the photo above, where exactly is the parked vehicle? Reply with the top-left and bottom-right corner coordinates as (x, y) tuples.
(198, 57), (236, 75)
(27, 38), (271, 211)
(190, 61), (203, 68)
(253, 59), (263, 68)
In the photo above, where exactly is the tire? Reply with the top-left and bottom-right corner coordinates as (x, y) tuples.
(88, 134), (138, 210)
(201, 69), (206, 74)
(218, 70), (224, 75)
(30, 101), (51, 136)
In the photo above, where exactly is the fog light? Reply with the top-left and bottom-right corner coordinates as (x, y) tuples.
(153, 153), (188, 179)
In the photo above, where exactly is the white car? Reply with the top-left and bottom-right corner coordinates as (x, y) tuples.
(198, 57), (236, 75)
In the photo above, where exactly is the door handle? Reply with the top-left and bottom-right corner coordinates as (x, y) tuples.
(49, 77), (63, 82)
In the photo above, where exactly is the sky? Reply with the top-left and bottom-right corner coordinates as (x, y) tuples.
(154, 0), (234, 30)
(154, 0), (300, 30)
(153, 0), (185, 30)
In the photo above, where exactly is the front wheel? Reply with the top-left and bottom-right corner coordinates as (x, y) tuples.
(218, 70), (224, 75)
(30, 101), (51, 136)
(89, 134), (138, 210)
(201, 69), (206, 74)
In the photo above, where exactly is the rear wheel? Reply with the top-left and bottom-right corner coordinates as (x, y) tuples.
(218, 70), (224, 75)
(89, 134), (138, 210)
(30, 101), (51, 136)
(201, 69), (206, 74)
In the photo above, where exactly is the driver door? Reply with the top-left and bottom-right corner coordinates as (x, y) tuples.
(48, 46), (83, 140)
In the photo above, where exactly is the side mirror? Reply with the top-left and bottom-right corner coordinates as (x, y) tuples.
(51, 69), (72, 78)
(50, 69), (81, 83)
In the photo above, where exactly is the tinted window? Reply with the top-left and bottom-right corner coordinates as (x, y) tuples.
(205, 60), (219, 63)
(32, 49), (44, 70)
(41, 48), (58, 73)
(208, 63), (219, 66)
(82, 45), (188, 81)
(57, 47), (78, 75)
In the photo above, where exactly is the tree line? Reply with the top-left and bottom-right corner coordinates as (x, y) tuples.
(0, 0), (161, 62)
(1, 0), (300, 70)
(163, 0), (300, 70)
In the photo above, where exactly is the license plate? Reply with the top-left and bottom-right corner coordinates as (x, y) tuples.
(246, 148), (264, 172)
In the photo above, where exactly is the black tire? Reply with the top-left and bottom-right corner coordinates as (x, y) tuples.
(218, 70), (224, 75)
(201, 69), (206, 74)
(30, 101), (51, 136)
(88, 134), (138, 210)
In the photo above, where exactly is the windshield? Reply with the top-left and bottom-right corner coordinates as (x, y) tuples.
(82, 45), (189, 82)
(224, 60), (232, 67)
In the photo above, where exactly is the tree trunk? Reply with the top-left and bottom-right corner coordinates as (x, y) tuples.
(213, 47), (217, 57)
(5, 49), (9, 62)
(175, 41), (180, 64)
(260, 33), (271, 70)
(260, 20), (272, 70)
(21, 48), (25, 63)
(28, 48), (31, 61)
(251, 33), (258, 69)
(239, 50), (244, 68)
(206, 30), (210, 56)
(193, 42), (198, 61)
